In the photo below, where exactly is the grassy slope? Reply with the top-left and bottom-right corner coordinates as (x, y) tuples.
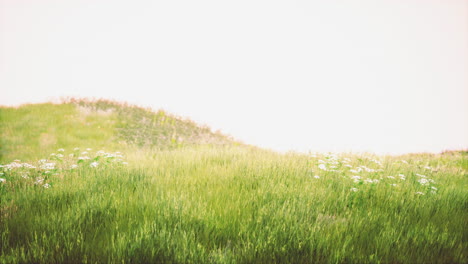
(0, 99), (235, 163)
(0, 101), (467, 263)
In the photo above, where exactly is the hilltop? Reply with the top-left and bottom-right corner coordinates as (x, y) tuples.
(0, 98), (238, 162)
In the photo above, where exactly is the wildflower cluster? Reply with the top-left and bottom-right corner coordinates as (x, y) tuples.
(310, 154), (439, 196)
(0, 148), (127, 190)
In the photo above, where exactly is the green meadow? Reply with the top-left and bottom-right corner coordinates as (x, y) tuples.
(1, 99), (467, 263)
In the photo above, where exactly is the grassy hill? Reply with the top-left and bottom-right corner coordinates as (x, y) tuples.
(0, 99), (467, 263)
(0, 99), (236, 162)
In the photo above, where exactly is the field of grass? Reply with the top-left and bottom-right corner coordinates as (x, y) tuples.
(1, 100), (467, 263)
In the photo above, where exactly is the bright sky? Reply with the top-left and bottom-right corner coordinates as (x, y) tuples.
(1, 0), (467, 154)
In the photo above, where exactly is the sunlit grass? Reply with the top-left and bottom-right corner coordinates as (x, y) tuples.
(0, 100), (467, 263)
(1, 146), (466, 263)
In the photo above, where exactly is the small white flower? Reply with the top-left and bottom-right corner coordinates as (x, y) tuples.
(318, 164), (327, 171)
(78, 156), (90, 160)
(0, 178), (6, 183)
(57, 148), (65, 152)
(401, 160), (408, 164)
(344, 164), (352, 168)
(313, 175), (320, 179)
(350, 169), (359, 174)
(50, 153), (56, 156)
(416, 174), (427, 178)
(81, 151), (88, 155)
(387, 176), (395, 179)
(56, 154), (64, 158)
(418, 178), (429, 185)
(415, 192), (425, 195)
(86, 148), (92, 151)
(391, 184), (397, 186)
(73, 147), (80, 151)
(35, 177), (44, 185)
(40, 162), (56, 170)
(350, 188), (358, 192)
(431, 186), (438, 190)
(90, 161), (99, 168)
(43, 183), (51, 188)
(122, 162), (128, 165)
(70, 165), (78, 169)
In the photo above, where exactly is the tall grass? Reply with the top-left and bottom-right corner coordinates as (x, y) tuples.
(1, 146), (467, 263)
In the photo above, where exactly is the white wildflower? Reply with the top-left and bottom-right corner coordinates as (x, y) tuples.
(351, 175), (361, 183)
(40, 163), (55, 170)
(35, 177), (44, 185)
(70, 164), (78, 169)
(57, 148), (65, 152)
(81, 151), (88, 155)
(391, 184), (397, 186)
(73, 147), (80, 151)
(418, 178), (429, 185)
(416, 174), (427, 178)
(86, 148), (92, 151)
(0, 178), (6, 183)
(318, 164), (327, 171)
(431, 186), (438, 190)
(350, 188), (358, 192)
(387, 176), (395, 179)
(415, 192), (425, 195)
(43, 183), (51, 188)
(22, 163), (36, 169)
(56, 154), (64, 158)
(313, 175), (320, 179)
(90, 161), (99, 168)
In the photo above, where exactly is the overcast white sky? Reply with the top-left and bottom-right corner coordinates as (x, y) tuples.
(1, 0), (467, 154)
